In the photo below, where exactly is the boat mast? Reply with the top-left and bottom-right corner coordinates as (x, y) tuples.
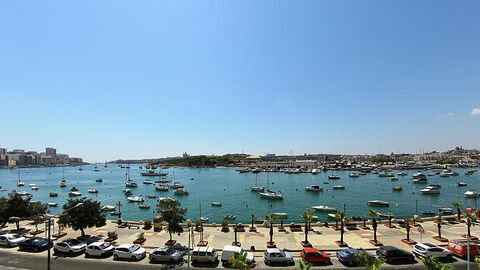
(17, 169), (20, 183)
(255, 174), (258, 187)
(266, 172), (270, 191)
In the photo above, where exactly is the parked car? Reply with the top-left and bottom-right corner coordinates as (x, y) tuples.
(447, 239), (480, 260)
(191, 246), (218, 263)
(376, 246), (415, 264)
(54, 238), (87, 254)
(221, 245), (255, 267)
(301, 248), (331, 265)
(412, 243), (452, 261)
(85, 242), (114, 257)
(149, 247), (184, 263)
(114, 244), (146, 261)
(263, 248), (294, 266)
(0, 234), (26, 247)
(18, 237), (52, 252)
(337, 248), (374, 266)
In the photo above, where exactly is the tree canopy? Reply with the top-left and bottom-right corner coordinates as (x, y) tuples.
(58, 198), (105, 236)
(157, 199), (186, 240)
(0, 192), (47, 229)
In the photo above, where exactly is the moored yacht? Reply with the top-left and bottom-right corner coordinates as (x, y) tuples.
(68, 191), (82, 197)
(349, 173), (359, 178)
(420, 185), (440, 194)
(250, 174), (264, 192)
(412, 172), (427, 180)
(367, 200), (389, 207)
(127, 196), (144, 202)
(174, 188), (189, 195)
(155, 184), (169, 191)
(258, 173), (283, 199)
(464, 190), (479, 198)
(311, 205), (337, 212)
(332, 185), (345, 190)
(305, 185), (322, 192)
(328, 175), (340, 180)
(17, 170), (24, 187)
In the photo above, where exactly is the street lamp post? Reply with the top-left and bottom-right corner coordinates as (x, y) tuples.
(46, 202), (84, 270)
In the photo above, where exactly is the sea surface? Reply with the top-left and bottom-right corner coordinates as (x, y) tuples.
(0, 165), (479, 223)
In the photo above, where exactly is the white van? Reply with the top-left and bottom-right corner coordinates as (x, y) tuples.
(221, 245), (255, 267)
(191, 246), (218, 263)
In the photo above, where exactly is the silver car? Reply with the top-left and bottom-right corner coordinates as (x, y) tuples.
(0, 234), (26, 247)
(149, 247), (184, 263)
(264, 248), (295, 266)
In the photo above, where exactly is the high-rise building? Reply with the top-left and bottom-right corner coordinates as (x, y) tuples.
(0, 147), (6, 155)
(46, 147), (57, 157)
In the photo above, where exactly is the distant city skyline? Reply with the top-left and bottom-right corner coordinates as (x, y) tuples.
(1, 1), (479, 162)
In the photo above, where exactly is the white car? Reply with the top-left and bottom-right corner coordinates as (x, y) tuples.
(264, 248), (295, 266)
(85, 242), (115, 257)
(412, 243), (452, 261)
(149, 247), (184, 263)
(114, 244), (146, 261)
(0, 234), (26, 247)
(192, 246), (218, 263)
(221, 245), (255, 267)
(53, 238), (87, 254)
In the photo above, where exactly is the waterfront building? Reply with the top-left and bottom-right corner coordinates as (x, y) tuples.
(46, 147), (57, 157)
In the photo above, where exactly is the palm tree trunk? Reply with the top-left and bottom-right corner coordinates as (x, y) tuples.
(406, 224), (410, 241)
(437, 223), (441, 239)
(269, 223), (273, 243)
(457, 209), (461, 221)
(373, 219), (377, 242)
(304, 221), (308, 243)
(340, 220), (344, 243)
(467, 220), (471, 238)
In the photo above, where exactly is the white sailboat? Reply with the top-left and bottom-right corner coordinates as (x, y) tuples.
(250, 174), (264, 192)
(125, 168), (137, 187)
(258, 173), (283, 199)
(17, 170), (25, 187)
(60, 166), (67, 187)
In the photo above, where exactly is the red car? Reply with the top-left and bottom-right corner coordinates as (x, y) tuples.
(301, 248), (331, 264)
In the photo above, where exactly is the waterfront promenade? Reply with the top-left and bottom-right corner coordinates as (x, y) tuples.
(0, 217), (477, 269)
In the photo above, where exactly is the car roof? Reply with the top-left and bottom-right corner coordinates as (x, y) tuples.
(417, 243), (438, 248)
(193, 246), (214, 252)
(154, 247), (171, 251)
(304, 248), (319, 253)
(381, 246), (399, 251)
(266, 248), (281, 253)
(89, 242), (108, 247)
(118, 244), (134, 248)
(223, 245), (242, 252)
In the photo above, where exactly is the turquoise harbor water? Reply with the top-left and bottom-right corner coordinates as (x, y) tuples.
(0, 165), (479, 223)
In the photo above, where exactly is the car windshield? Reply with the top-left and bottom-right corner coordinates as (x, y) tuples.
(33, 238), (46, 244)
(129, 245), (140, 252)
(166, 247), (174, 255)
(99, 243), (110, 249)
(279, 250), (286, 257)
(69, 239), (82, 245)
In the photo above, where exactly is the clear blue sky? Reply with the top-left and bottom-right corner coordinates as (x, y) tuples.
(1, 1), (479, 162)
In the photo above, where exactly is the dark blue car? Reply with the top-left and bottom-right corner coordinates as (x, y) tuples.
(18, 237), (53, 252)
(336, 248), (374, 266)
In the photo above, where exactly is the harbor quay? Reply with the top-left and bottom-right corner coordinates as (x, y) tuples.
(0, 215), (478, 269)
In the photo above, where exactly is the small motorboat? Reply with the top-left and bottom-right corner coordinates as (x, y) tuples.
(458, 182), (467, 187)
(200, 217), (209, 222)
(378, 172), (394, 177)
(70, 186), (79, 191)
(413, 172), (427, 180)
(367, 200), (389, 207)
(49, 192), (58, 197)
(143, 180), (153, 185)
(123, 189), (133, 196)
(397, 172), (407, 176)
(422, 211), (436, 217)
(393, 186), (402, 191)
(110, 211), (121, 216)
(155, 184), (169, 191)
(29, 184), (37, 187)
(439, 207), (454, 215)
(171, 182), (184, 189)
(47, 202), (58, 207)
(420, 186), (440, 194)
(465, 190), (479, 198)
(332, 185), (346, 190)
(224, 215), (236, 220)
(305, 185), (323, 192)
(349, 173), (359, 178)
(157, 197), (175, 202)
(127, 196), (144, 202)
(211, 201), (222, 207)
(101, 205), (115, 211)
(413, 178), (428, 183)
(258, 190), (283, 199)
(60, 180), (67, 187)
(30, 185), (39, 190)
(88, 189), (98, 193)
(328, 175), (340, 180)
(95, 178), (103, 183)
(147, 195), (157, 199)
(390, 177), (398, 181)
(139, 205), (150, 209)
(312, 205), (337, 212)
(156, 178), (171, 183)
(68, 191), (82, 197)
(174, 188), (189, 195)
(125, 180), (138, 187)
(273, 213), (288, 219)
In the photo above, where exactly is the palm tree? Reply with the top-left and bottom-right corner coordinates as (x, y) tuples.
(337, 211), (348, 245)
(266, 213), (277, 246)
(369, 210), (379, 243)
(278, 215), (286, 232)
(435, 215), (443, 240)
(452, 202), (463, 222)
(296, 259), (312, 270)
(421, 256), (453, 270)
(333, 212), (341, 229)
(353, 250), (385, 270)
(386, 213), (394, 227)
(230, 251), (256, 270)
(464, 213), (477, 239)
(362, 213), (369, 229)
(404, 218), (412, 242)
(301, 210), (314, 245)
